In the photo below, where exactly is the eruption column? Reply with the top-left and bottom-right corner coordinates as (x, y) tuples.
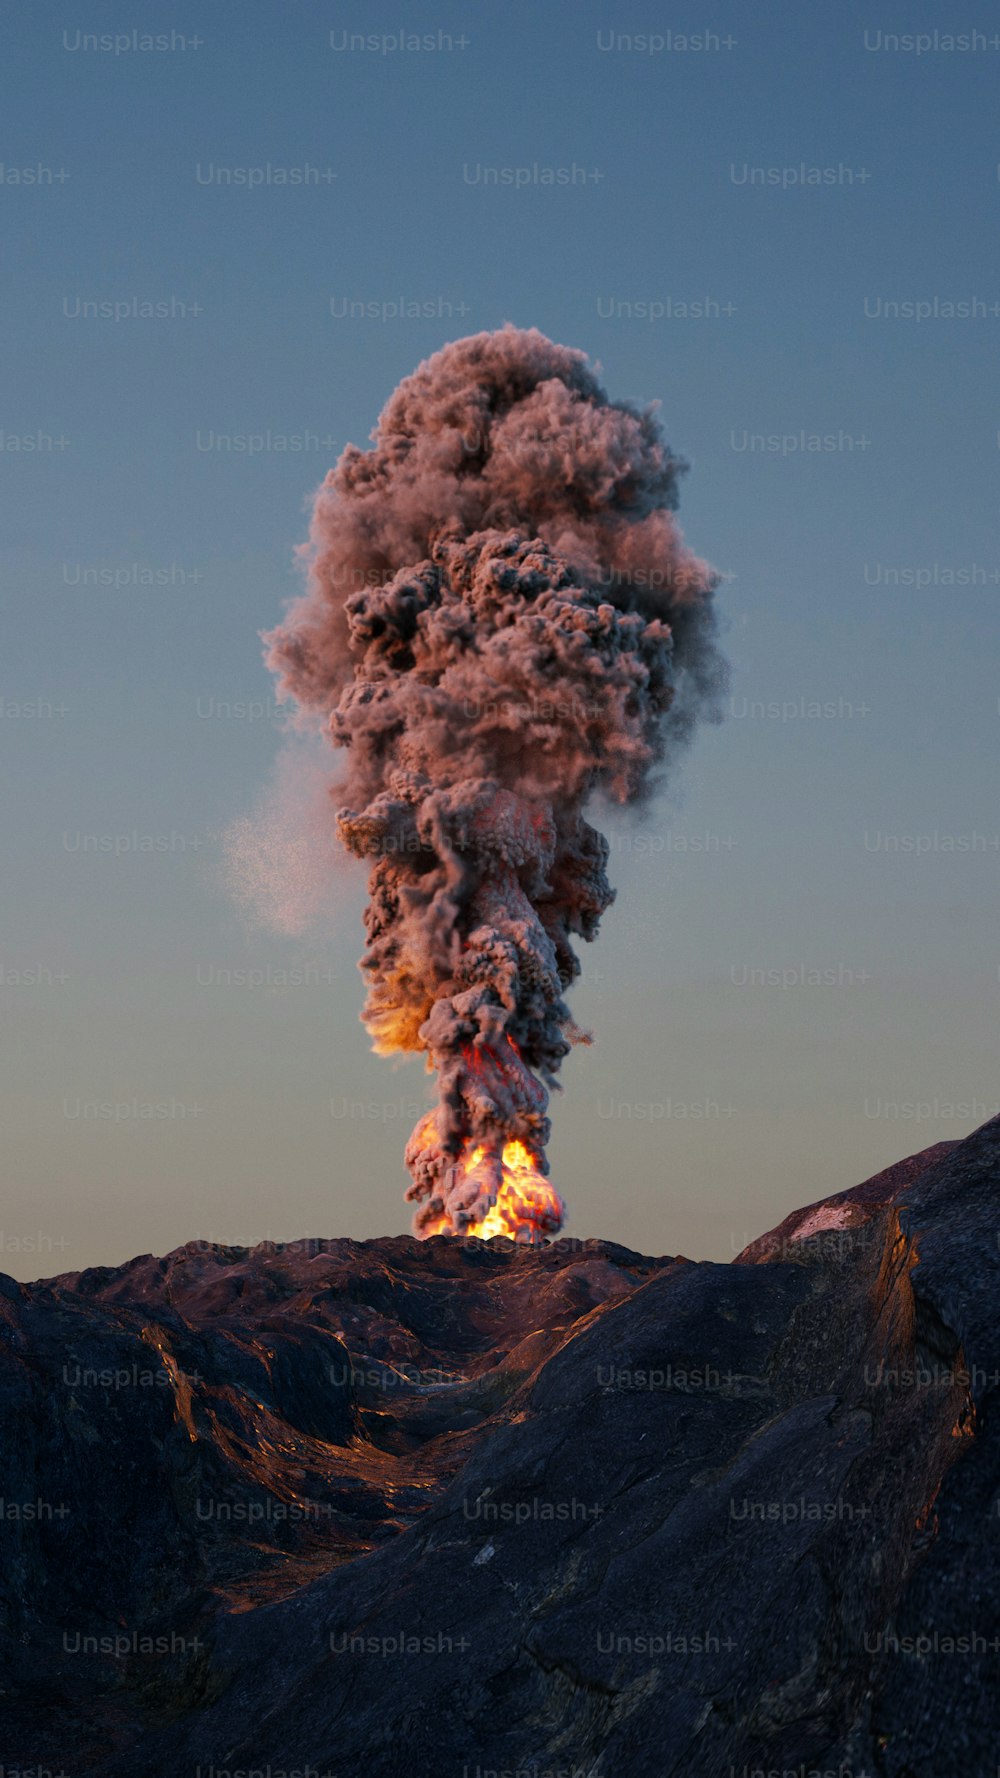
(266, 328), (723, 1239)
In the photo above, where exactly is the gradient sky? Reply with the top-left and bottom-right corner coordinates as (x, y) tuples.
(3, 0), (998, 1279)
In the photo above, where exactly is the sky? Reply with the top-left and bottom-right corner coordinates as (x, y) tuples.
(3, 0), (999, 1278)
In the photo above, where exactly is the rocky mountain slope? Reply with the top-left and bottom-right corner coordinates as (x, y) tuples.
(2, 1121), (998, 1775)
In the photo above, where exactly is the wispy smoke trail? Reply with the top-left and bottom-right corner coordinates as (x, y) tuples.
(223, 738), (346, 937)
(265, 327), (724, 1237)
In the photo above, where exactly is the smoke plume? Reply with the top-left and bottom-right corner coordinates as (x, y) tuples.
(266, 327), (724, 1239)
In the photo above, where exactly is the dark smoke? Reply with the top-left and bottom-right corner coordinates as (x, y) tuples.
(266, 327), (724, 1237)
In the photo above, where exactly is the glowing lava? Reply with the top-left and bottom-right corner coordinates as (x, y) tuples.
(420, 1137), (566, 1244)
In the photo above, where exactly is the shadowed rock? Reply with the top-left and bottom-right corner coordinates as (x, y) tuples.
(1, 1122), (998, 1776)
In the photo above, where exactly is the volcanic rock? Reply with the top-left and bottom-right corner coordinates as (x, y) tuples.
(2, 1121), (999, 1775)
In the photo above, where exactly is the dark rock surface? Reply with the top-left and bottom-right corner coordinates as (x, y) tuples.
(2, 1122), (999, 1776)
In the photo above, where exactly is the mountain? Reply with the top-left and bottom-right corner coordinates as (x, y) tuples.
(2, 1121), (998, 1776)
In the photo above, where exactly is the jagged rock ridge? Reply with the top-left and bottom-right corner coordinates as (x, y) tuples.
(1, 1123), (998, 1777)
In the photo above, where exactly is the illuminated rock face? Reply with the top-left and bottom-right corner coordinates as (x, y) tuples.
(3, 1122), (1000, 1778)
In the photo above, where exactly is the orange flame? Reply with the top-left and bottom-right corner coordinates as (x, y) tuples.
(422, 1137), (565, 1243)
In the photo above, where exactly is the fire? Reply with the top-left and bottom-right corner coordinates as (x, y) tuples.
(421, 1137), (565, 1244)
(404, 1041), (563, 1239)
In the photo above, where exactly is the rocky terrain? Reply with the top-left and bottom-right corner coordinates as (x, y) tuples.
(2, 1120), (999, 1775)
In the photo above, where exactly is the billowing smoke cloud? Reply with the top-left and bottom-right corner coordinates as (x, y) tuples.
(266, 327), (724, 1239)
